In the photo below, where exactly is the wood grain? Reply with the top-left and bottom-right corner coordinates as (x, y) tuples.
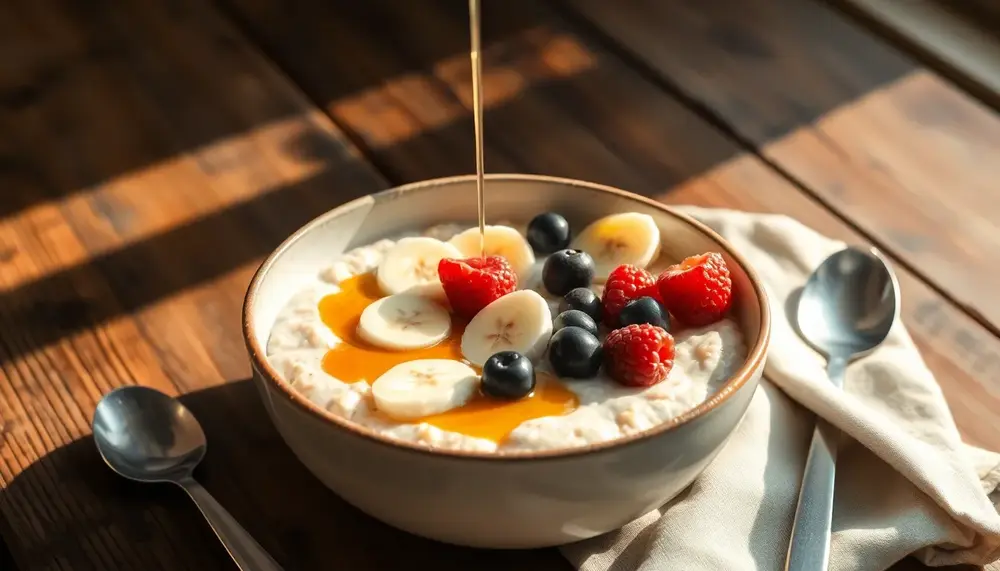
(1, 0), (998, 569)
(828, 0), (1000, 110)
(958, 0), (1000, 27)
(563, 0), (1000, 339)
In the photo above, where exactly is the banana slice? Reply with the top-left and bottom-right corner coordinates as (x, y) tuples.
(371, 359), (480, 420)
(570, 213), (660, 281)
(449, 225), (535, 283)
(376, 237), (463, 296)
(357, 293), (452, 350)
(461, 290), (553, 366)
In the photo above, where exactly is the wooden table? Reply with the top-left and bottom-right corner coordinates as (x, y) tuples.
(2, 0), (999, 569)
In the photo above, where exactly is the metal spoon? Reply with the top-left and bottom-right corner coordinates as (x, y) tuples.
(93, 385), (284, 571)
(785, 246), (899, 571)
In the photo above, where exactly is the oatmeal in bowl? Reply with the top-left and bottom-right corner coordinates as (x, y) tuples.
(243, 174), (769, 548)
(265, 214), (746, 453)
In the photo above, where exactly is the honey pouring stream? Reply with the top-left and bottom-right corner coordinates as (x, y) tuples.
(469, 0), (486, 256)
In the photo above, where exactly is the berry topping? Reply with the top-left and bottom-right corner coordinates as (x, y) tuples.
(600, 264), (658, 327)
(553, 309), (599, 338)
(527, 212), (572, 254)
(618, 296), (670, 330)
(438, 256), (518, 319)
(602, 324), (675, 387)
(548, 326), (603, 379)
(559, 287), (603, 323)
(542, 249), (595, 296)
(656, 252), (732, 326)
(481, 351), (536, 400)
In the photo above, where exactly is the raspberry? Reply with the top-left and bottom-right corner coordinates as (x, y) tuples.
(601, 264), (659, 327)
(438, 256), (517, 319)
(656, 252), (732, 326)
(603, 324), (675, 387)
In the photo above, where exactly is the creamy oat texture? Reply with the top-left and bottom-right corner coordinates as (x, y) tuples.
(265, 224), (747, 452)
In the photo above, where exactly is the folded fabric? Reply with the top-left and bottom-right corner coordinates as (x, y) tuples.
(561, 207), (1000, 571)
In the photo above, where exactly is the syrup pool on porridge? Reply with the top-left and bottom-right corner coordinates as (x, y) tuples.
(265, 212), (747, 453)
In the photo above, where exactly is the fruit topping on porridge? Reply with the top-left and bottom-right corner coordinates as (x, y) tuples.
(600, 264), (660, 327)
(542, 249), (596, 297)
(526, 212), (571, 254)
(481, 351), (536, 400)
(376, 236), (460, 296)
(603, 324), (677, 388)
(570, 212), (661, 280)
(459, 290), (553, 366)
(449, 225), (537, 282)
(265, 210), (746, 452)
(548, 325), (603, 379)
(657, 252), (733, 326)
(438, 255), (518, 319)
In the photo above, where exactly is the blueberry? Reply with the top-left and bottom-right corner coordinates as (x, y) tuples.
(618, 296), (670, 330)
(481, 351), (536, 400)
(559, 287), (602, 323)
(547, 326), (603, 379)
(527, 212), (571, 254)
(553, 309), (599, 338)
(542, 249), (595, 296)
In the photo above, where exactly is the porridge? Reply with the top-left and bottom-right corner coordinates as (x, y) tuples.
(265, 212), (747, 453)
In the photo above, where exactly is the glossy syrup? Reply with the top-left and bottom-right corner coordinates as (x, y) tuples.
(469, 0), (486, 255)
(319, 274), (578, 443)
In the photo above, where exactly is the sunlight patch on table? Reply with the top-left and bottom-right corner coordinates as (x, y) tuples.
(0, 114), (342, 286)
(329, 26), (597, 149)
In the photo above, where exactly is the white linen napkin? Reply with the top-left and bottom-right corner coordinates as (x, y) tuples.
(560, 207), (1000, 571)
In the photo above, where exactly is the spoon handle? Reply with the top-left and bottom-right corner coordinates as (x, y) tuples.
(785, 358), (846, 571)
(785, 421), (838, 570)
(179, 478), (284, 571)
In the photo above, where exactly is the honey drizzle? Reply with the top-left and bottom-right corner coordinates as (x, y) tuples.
(469, 0), (486, 257)
(319, 274), (578, 443)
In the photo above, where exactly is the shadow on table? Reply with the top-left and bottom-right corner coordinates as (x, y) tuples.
(1, 0), (917, 223)
(0, 0), (532, 222)
(0, 533), (15, 571)
(0, 378), (571, 571)
(0, 55), (731, 369)
(0, 0), (918, 368)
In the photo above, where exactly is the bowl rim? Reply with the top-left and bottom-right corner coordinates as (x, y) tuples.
(243, 173), (771, 462)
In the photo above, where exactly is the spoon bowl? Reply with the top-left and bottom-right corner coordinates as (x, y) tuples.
(785, 245), (900, 571)
(93, 385), (206, 483)
(92, 385), (283, 570)
(796, 247), (900, 359)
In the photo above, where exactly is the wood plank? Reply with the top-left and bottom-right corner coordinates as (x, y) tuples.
(0, 536), (16, 571)
(1, 0), (994, 570)
(958, 0), (1000, 28)
(0, 0), (562, 570)
(562, 0), (1000, 339)
(828, 0), (1000, 110)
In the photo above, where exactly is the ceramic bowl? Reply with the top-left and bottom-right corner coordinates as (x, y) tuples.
(243, 174), (770, 549)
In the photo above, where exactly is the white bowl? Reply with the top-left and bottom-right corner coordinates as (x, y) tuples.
(243, 174), (770, 548)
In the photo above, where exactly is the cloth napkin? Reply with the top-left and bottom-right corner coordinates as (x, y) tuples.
(560, 207), (1000, 571)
